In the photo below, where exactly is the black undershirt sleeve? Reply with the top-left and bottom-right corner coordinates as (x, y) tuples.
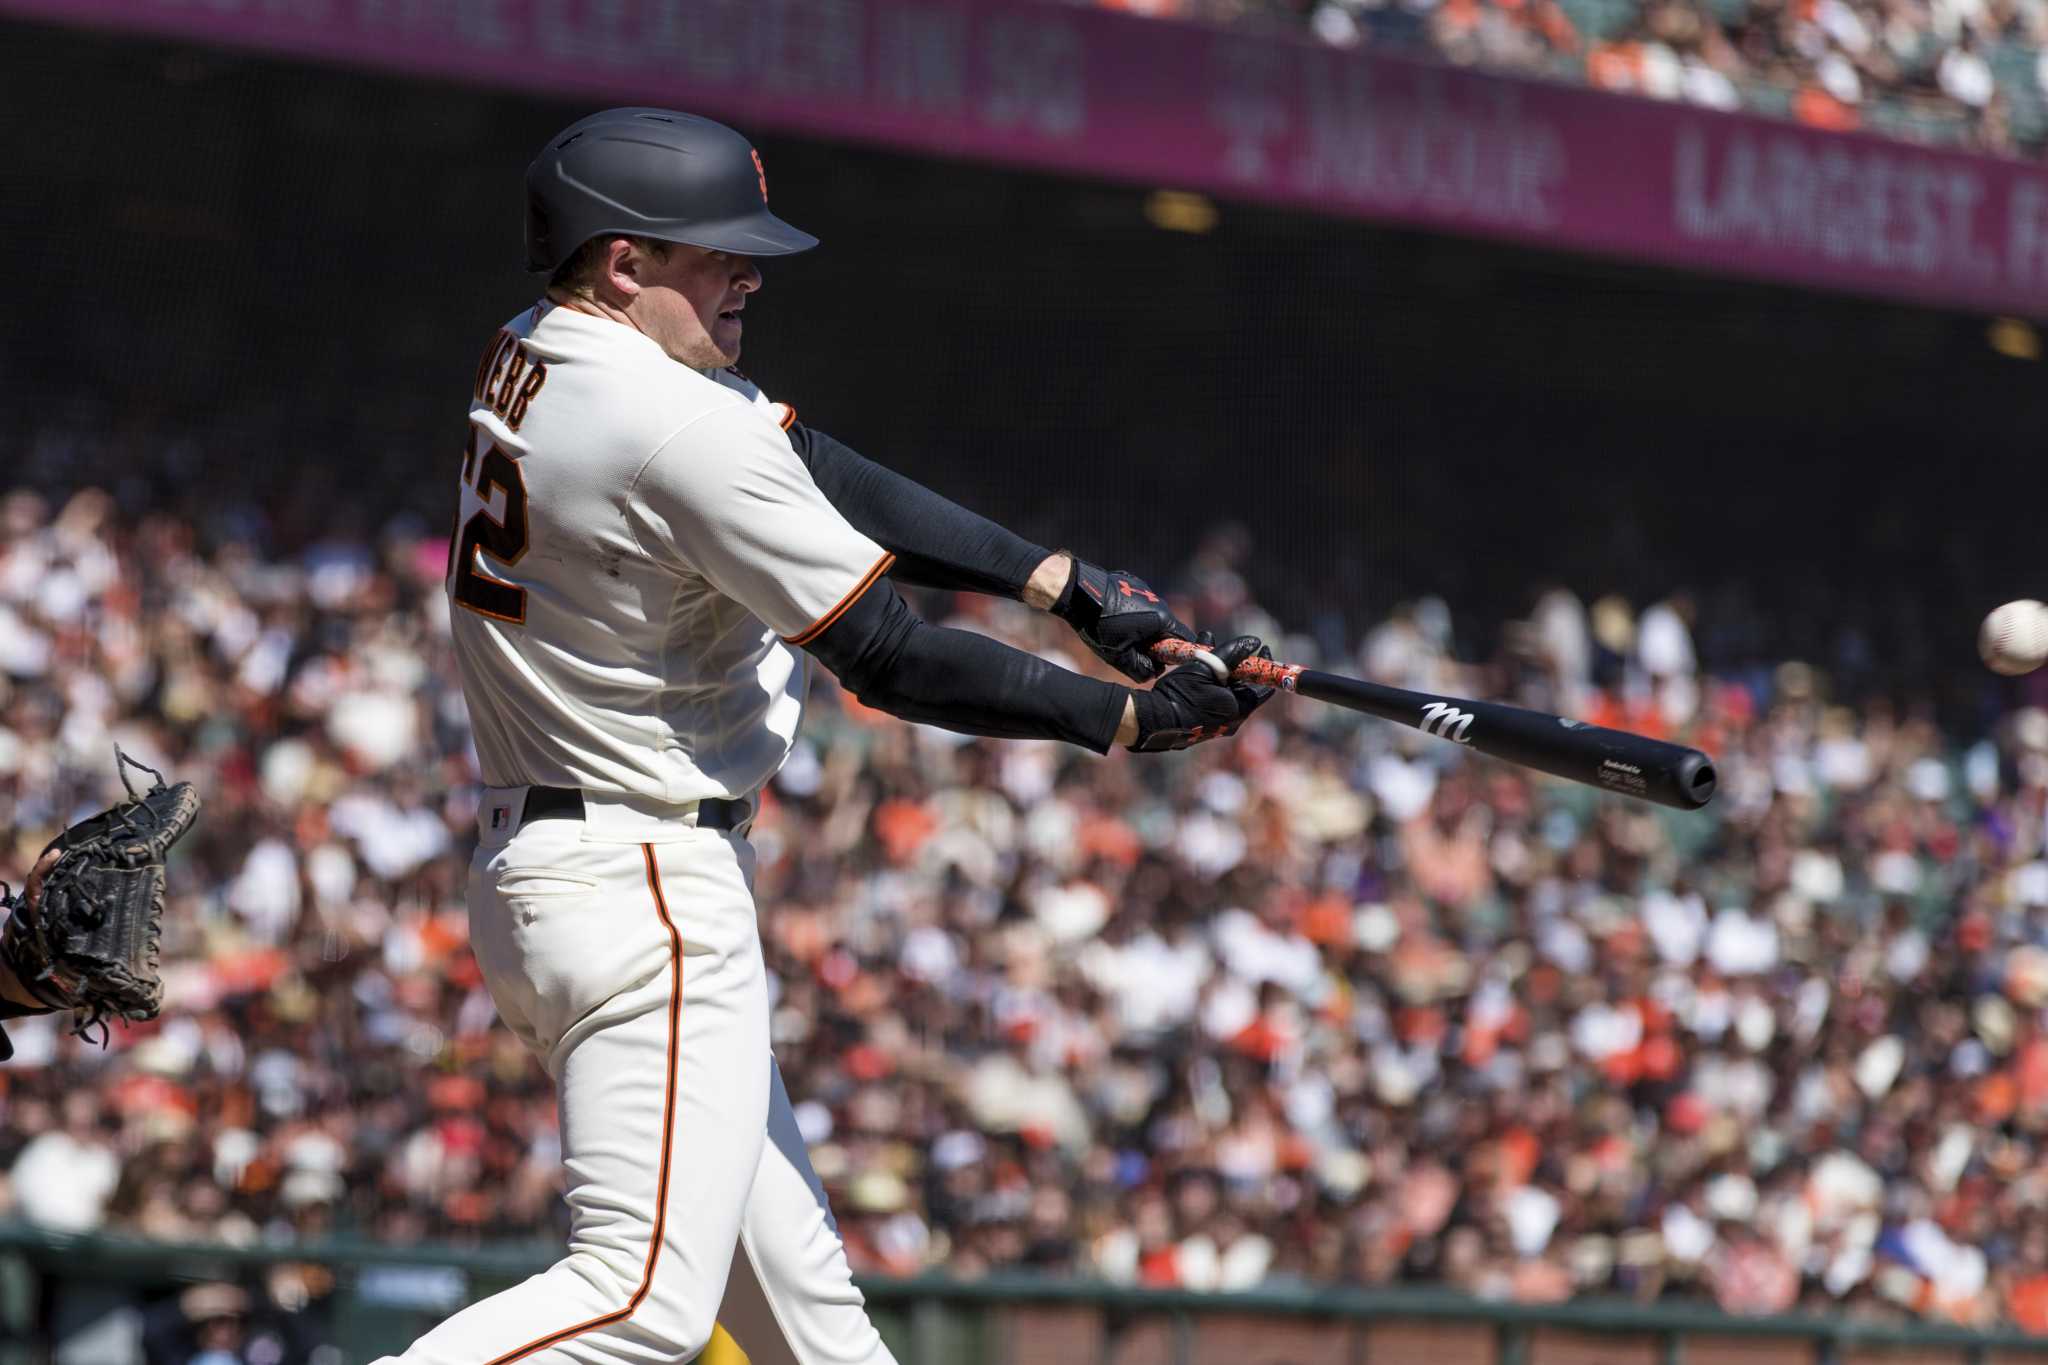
(787, 422), (1052, 599)
(802, 576), (1129, 753)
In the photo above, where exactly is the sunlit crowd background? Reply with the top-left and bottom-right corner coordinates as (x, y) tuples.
(1055, 0), (2048, 155)
(3, 417), (2048, 1334)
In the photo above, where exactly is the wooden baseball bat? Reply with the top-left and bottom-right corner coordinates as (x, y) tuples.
(1150, 639), (1716, 811)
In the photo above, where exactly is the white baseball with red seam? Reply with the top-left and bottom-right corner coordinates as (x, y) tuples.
(1981, 600), (2048, 676)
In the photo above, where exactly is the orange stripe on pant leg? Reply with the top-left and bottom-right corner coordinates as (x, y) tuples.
(481, 844), (685, 1365)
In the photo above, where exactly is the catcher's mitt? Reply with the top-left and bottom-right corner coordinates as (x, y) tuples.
(0, 747), (201, 1044)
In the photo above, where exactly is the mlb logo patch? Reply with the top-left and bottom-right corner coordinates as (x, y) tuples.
(491, 806), (510, 830)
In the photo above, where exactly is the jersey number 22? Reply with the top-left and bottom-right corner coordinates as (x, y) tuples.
(449, 423), (530, 624)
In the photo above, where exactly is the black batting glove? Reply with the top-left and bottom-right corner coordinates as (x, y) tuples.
(1128, 635), (1276, 752)
(1051, 557), (1197, 683)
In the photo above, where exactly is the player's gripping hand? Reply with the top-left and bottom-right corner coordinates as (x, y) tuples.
(1051, 558), (1198, 683)
(1128, 635), (1276, 752)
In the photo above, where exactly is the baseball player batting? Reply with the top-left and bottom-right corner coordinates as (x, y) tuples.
(382, 107), (1274, 1365)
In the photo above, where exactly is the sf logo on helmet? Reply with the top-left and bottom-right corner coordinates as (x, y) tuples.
(751, 149), (769, 203)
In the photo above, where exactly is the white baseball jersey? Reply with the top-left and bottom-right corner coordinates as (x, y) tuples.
(447, 301), (891, 803)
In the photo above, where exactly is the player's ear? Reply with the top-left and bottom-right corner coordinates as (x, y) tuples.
(603, 237), (644, 298)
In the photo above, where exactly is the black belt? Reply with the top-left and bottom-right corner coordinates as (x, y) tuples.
(520, 786), (750, 832)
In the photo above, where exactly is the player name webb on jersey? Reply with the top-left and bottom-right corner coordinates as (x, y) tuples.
(448, 300), (891, 808)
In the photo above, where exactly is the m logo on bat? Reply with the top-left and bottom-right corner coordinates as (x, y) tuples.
(1419, 702), (1475, 744)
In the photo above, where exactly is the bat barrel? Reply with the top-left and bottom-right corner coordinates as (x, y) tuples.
(1671, 749), (1719, 809)
(1561, 717), (1717, 810)
(1296, 669), (1717, 811)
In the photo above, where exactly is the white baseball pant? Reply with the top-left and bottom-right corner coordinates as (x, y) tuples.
(375, 787), (898, 1365)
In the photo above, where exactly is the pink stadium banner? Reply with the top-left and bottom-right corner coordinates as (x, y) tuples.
(14, 0), (2048, 315)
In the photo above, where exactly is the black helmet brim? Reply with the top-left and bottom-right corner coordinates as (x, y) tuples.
(523, 210), (819, 274)
(675, 210), (819, 258)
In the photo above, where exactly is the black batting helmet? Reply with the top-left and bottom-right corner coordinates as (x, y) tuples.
(524, 107), (818, 274)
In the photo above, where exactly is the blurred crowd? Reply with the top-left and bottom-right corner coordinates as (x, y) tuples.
(6, 478), (2048, 1337)
(1059, 0), (2048, 157)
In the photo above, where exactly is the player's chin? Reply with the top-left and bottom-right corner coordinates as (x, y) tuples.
(711, 317), (743, 364)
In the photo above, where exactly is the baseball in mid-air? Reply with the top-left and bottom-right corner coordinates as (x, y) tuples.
(1981, 600), (2048, 675)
